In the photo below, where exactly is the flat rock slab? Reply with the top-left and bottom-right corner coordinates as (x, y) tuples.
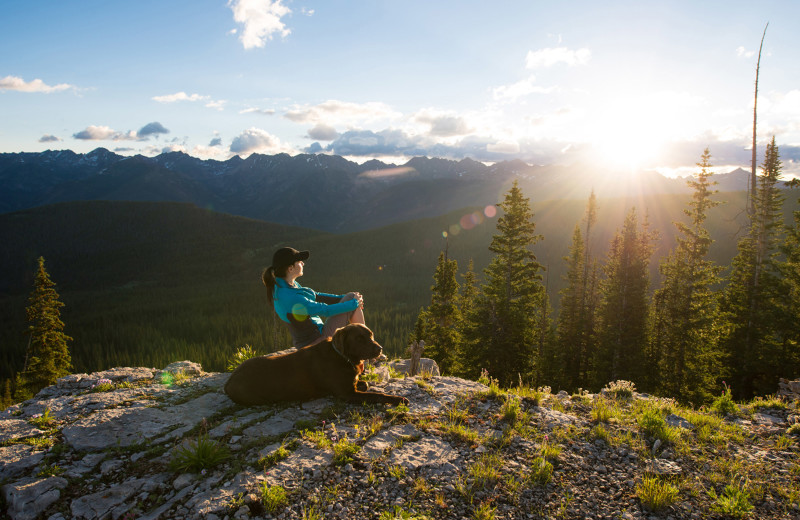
(387, 433), (458, 471)
(70, 477), (150, 519)
(0, 419), (44, 443)
(361, 423), (420, 460)
(2, 477), (67, 520)
(0, 444), (46, 481)
(62, 391), (232, 451)
(242, 407), (314, 439)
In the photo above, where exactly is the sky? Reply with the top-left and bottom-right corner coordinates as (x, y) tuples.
(2, 0), (799, 178)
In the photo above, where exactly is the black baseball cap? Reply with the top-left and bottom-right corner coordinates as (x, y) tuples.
(272, 247), (310, 270)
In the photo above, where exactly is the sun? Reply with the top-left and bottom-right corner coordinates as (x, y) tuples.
(584, 94), (678, 174)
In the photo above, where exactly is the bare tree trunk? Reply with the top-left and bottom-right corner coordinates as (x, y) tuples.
(749, 23), (768, 217)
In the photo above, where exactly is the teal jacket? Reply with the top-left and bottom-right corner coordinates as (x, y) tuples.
(273, 278), (359, 347)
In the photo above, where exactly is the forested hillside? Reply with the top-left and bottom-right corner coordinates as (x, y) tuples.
(1, 187), (798, 403)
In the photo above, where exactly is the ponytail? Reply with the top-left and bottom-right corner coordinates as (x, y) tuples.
(263, 266), (277, 304)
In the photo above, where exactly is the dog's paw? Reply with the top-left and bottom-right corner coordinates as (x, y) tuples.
(356, 381), (369, 391)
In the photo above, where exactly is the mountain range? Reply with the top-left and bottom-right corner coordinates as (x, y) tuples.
(0, 148), (758, 232)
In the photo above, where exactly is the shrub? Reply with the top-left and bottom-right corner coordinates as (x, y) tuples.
(602, 380), (636, 399)
(637, 407), (678, 444)
(709, 384), (738, 417)
(636, 476), (679, 511)
(788, 423), (800, 436)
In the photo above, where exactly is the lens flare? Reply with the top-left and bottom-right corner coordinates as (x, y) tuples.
(448, 224), (461, 235)
(484, 205), (497, 218)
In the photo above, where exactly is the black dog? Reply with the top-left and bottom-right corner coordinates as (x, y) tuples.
(224, 323), (408, 406)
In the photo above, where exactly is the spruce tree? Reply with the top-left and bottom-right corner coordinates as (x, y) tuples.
(462, 180), (546, 386)
(593, 208), (657, 389)
(722, 137), (787, 398)
(18, 257), (73, 397)
(651, 148), (725, 404)
(414, 251), (462, 375)
(778, 178), (800, 377)
(553, 192), (599, 391)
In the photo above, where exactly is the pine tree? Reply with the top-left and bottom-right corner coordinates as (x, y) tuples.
(18, 257), (73, 397)
(1, 379), (11, 410)
(462, 180), (546, 386)
(778, 178), (800, 377)
(593, 208), (657, 389)
(722, 137), (787, 398)
(651, 148), (725, 404)
(414, 251), (462, 375)
(552, 192), (600, 391)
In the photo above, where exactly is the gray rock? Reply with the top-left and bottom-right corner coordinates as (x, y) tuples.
(2, 477), (67, 520)
(0, 419), (45, 443)
(242, 407), (313, 439)
(665, 413), (693, 429)
(388, 358), (441, 377)
(70, 478), (149, 519)
(0, 444), (46, 480)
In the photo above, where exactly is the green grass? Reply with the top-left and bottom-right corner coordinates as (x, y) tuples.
(636, 476), (679, 511)
(708, 477), (754, 518)
(261, 483), (289, 514)
(226, 344), (259, 371)
(169, 434), (229, 473)
(332, 437), (360, 466)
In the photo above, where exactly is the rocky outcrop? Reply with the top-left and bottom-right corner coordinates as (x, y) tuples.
(1, 364), (799, 519)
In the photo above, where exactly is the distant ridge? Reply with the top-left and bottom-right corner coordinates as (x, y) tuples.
(2, 148), (766, 233)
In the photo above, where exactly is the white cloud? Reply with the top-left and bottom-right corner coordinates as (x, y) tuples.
(284, 100), (401, 125)
(0, 75), (74, 93)
(205, 99), (227, 111)
(228, 0), (291, 50)
(526, 47), (591, 68)
(492, 76), (555, 102)
(230, 127), (294, 155)
(736, 46), (756, 58)
(240, 107), (276, 115)
(73, 124), (166, 141)
(486, 141), (520, 154)
(152, 91), (209, 103)
(413, 110), (474, 137)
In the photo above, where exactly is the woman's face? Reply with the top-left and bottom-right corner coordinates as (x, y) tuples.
(291, 260), (305, 278)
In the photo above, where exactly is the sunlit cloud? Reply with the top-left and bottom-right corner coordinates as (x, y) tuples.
(73, 125), (133, 141)
(230, 127), (295, 156)
(152, 91), (209, 103)
(38, 135), (61, 143)
(284, 100), (401, 125)
(486, 141), (520, 154)
(492, 76), (555, 102)
(413, 110), (474, 138)
(0, 75), (75, 93)
(228, 0), (291, 50)
(526, 47), (591, 68)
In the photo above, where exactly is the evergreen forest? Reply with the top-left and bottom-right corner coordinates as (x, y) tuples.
(2, 147), (799, 408)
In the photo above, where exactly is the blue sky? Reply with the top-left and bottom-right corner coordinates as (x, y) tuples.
(2, 0), (799, 177)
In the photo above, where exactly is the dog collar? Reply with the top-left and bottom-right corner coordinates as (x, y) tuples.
(331, 338), (359, 372)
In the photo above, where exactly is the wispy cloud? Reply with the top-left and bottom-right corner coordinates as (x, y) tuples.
(240, 107), (276, 115)
(492, 76), (556, 102)
(526, 47), (591, 68)
(38, 134), (61, 143)
(306, 123), (339, 141)
(152, 91), (209, 103)
(0, 75), (75, 93)
(284, 100), (401, 125)
(228, 0), (291, 50)
(736, 46), (756, 58)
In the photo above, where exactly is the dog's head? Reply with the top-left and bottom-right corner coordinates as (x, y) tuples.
(333, 323), (382, 362)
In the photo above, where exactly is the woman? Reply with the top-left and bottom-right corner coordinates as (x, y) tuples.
(263, 246), (365, 348)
